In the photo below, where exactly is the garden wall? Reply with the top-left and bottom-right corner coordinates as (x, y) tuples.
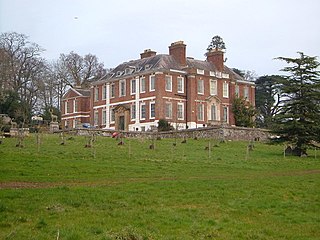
(75, 126), (271, 142)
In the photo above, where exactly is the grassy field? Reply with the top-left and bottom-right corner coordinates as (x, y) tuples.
(0, 133), (319, 239)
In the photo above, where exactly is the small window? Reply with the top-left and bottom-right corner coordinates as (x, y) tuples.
(165, 75), (172, 92)
(145, 64), (152, 70)
(150, 75), (155, 91)
(197, 69), (204, 75)
(177, 77), (184, 93)
(116, 71), (123, 77)
(198, 79), (204, 94)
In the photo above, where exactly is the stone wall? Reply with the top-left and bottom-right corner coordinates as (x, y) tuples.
(75, 126), (271, 142)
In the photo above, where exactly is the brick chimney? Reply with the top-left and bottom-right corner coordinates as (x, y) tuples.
(169, 41), (186, 66)
(140, 49), (157, 59)
(206, 49), (224, 72)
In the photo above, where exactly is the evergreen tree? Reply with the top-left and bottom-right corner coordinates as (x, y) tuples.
(273, 52), (320, 156)
(232, 97), (256, 127)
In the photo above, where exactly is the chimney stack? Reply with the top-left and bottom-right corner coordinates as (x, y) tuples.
(169, 41), (186, 66)
(206, 49), (224, 72)
(140, 49), (157, 59)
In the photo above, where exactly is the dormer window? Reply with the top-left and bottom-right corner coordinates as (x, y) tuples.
(145, 64), (152, 71)
(116, 71), (123, 77)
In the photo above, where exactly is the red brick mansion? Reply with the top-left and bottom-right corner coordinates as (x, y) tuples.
(61, 39), (255, 131)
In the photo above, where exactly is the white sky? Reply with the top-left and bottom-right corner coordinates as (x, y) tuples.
(1, 0), (319, 76)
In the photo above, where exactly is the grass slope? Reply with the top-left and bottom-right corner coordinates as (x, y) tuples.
(0, 134), (319, 239)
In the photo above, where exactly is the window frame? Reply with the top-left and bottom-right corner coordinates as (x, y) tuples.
(140, 77), (146, 93)
(149, 75), (155, 92)
(150, 102), (155, 119)
(140, 102), (146, 120)
(197, 103), (204, 121)
(223, 81), (229, 98)
(177, 102), (184, 120)
(119, 80), (126, 97)
(197, 79), (204, 95)
(130, 79), (136, 95)
(177, 77), (184, 93)
(165, 102), (172, 119)
(165, 75), (172, 92)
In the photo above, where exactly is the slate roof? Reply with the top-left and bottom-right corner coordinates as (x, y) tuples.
(97, 53), (245, 83)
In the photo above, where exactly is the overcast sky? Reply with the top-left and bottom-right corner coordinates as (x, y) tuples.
(1, 0), (319, 76)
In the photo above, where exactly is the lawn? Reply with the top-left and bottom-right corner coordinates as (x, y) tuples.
(0, 133), (319, 239)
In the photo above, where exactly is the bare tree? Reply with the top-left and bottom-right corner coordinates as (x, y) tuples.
(0, 32), (46, 123)
(56, 51), (106, 88)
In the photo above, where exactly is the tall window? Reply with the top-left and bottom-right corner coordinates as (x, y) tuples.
(223, 82), (229, 98)
(140, 77), (146, 93)
(223, 106), (228, 122)
(177, 103), (184, 120)
(244, 86), (249, 99)
(110, 108), (115, 122)
(197, 79), (204, 94)
(150, 102), (155, 119)
(211, 105), (216, 120)
(131, 104), (136, 120)
(165, 102), (172, 119)
(197, 103), (204, 121)
(177, 77), (184, 93)
(235, 85), (240, 96)
(94, 111), (99, 126)
(131, 79), (136, 94)
(165, 75), (172, 92)
(102, 110), (106, 125)
(102, 85), (107, 99)
(65, 101), (69, 114)
(110, 83), (115, 98)
(150, 75), (155, 91)
(119, 80), (126, 97)
(94, 87), (99, 101)
(210, 80), (217, 95)
(73, 99), (78, 112)
(140, 103), (146, 120)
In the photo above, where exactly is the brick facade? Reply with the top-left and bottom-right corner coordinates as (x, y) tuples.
(61, 40), (255, 131)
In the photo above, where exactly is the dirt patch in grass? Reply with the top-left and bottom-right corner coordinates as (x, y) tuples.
(1, 169), (319, 190)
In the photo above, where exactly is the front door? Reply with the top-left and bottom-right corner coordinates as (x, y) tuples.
(119, 115), (125, 130)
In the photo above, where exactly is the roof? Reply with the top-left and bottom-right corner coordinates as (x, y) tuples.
(74, 88), (91, 97)
(98, 54), (183, 83)
(62, 87), (91, 99)
(95, 53), (248, 84)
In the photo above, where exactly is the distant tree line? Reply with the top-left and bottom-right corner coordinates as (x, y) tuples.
(0, 32), (107, 125)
